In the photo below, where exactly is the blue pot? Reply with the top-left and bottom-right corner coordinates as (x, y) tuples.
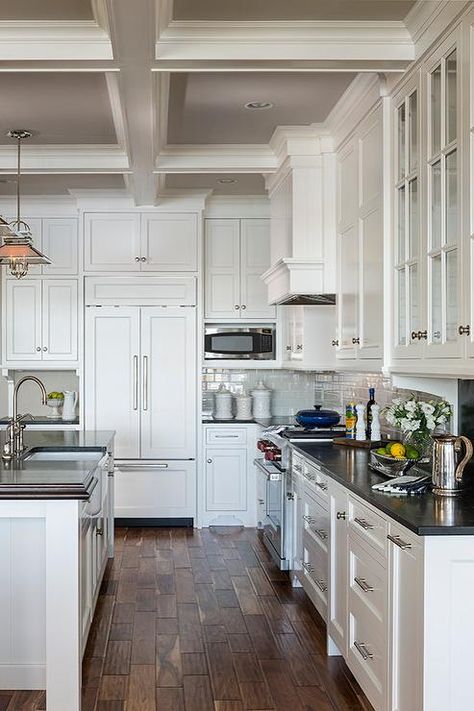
(295, 405), (340, 429)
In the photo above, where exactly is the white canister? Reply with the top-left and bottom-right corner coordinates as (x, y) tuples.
(235, 392), (253, 421)
(214, 384), (233, 420)
(251, 381), (272, 419)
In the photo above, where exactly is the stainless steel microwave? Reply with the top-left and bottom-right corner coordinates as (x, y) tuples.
(204, 326), (275, 360)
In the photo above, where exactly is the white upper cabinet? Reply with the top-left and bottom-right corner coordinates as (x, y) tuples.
(281, 305), (336, 370)
(205, 218), (275, 320)
(42, 219), (78, 275)
(141, 213), (198, 271)
(336, 106), (384, 363)
(84, 213), (141, 271)
(5, 279), (78, 364)
(84, 212), (198, 273)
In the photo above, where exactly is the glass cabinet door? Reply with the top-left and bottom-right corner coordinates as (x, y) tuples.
(426, 44), (461, 358)
(394, 86), (422, 358)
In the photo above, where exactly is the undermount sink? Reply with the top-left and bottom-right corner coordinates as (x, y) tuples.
(24, 449), (103, 462)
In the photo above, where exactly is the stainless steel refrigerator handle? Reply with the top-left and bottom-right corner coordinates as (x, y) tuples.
(143, 355), (148, 411)
(133, 355), (138, 410)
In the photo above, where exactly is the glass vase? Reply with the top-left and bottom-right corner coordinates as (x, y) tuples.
(403, 430), (434, 461)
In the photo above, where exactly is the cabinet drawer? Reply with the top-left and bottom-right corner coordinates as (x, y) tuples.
(301, 530), (328, 618)
(349, 535), (387, 631)
(302, 491), (329, 553)
(304, 460), (329, 501)
(349, 496), (388, 557)
(205, 427), (248, 445)
(348, 603), (386, 711)
(292, 451), (305, 476)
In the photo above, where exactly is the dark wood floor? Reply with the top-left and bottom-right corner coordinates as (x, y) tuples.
(3, 526), (372, 711)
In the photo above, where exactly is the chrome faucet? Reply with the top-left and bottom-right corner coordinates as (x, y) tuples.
(2, 376), (47, 460)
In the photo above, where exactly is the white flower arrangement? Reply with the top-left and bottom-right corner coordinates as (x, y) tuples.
(384, 395), (451, 435)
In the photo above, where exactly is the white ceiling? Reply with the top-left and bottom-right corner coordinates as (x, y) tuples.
(165, 173), (266, 194)
(0, 174), (126, 196)
(0, 0), (93, 20)
(167, 72), (355, 144)
(0, 74), (117, 145)
(173, 0), (416, 22)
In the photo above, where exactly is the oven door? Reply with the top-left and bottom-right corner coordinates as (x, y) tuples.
(254, 458), (288, 570)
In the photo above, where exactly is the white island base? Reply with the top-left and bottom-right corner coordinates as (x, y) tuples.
(0, 467), (113, 710)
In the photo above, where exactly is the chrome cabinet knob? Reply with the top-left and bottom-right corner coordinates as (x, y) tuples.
(141, 256), (146, 262)
(96, 527), (104, 536)
(36, 347), (41, 352)
(241, 305), (246, 310)
(352, 337), (360, 345)
(286, 345), (292, 351)
(43, 347), (48, 352)
(235, 305), (240, 310)
(207, 458), (212, 464)
(418, 330), (428, 340)
(411, 331), (418, 340)
(135, 256), (140, 262)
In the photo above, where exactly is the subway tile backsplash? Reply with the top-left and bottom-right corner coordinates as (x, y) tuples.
(202, 368), (445, 432)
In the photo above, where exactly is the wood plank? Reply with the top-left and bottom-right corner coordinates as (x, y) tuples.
(276, 633), (323, 687)
(103, 641), (132, 676)
(157, 618), (180, 635)
(238, 681), (275, 710)
(126, 665), (156, 711)
(155, 687), (185, 711)
(259, 596), (294, 635)
(131, 611), (156, 664)
(155, 635), (182, 687)
(232, 576), (262, 615)
(176, 568), (197, 603)
(156, 594), (177, 618)
(295, 685), (335, 711)
(136, 587), (156, 612)
(206, 642), (241, 701)
(181, 652), (208, 676)
(195, 583), (222, 626)
(259, 659), (304, 710)
(98, 675), (128, 700)
(232, 652), (264, 683)
(109, 623), (133, 641)
(246, 567), (275, 597)
(183, 675), (215, 711)
(244, 615), (281, 660)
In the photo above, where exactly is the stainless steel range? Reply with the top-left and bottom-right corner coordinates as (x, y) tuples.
(255, 423), (346, 570)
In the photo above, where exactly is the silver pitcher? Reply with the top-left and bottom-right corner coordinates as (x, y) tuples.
(432, 434), (474, 496)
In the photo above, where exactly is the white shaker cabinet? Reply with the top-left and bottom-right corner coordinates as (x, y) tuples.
(84, 212), (198, 272)
(85, 305), (196, 461)
(205, 449), (247, 512)
(335, 106), (384, 364)
(4, 279), (78, 364)
(281, 305), (336, 370)
(328, 481), (348, 656)
(205, 218), (275, 320)
(42, 218), (78, 275)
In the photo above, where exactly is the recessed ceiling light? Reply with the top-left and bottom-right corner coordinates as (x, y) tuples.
(244, 101), (274, 110)
(218, 178), (238, 184)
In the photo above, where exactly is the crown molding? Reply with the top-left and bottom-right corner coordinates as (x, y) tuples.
(405, 0), (470, 59)
(205, 195), (270, 218)
(324, 73), (382, 149)
(0, 20), (113, 60)
(155, 144), (277, 173)
(0, 145), (130, 173)
(156, 20), (414, 64)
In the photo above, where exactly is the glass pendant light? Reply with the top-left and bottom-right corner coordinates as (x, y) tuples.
(0, 130), (51, 278)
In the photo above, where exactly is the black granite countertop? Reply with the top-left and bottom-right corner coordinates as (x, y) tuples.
(292, 442), (474, 536)
(202, 415), (297, 427)
(0, 430), (115, 500)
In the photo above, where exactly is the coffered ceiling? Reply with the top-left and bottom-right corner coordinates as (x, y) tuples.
(0, 0), (464, 203)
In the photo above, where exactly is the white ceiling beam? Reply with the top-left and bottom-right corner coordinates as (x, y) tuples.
(155, 145), (278, 174)
(0, 20), (113, 60)
(0, 145), (129, 173)
(105, 0), (159, 206)
(156, 20), (415, 64)
(152, 59), (410, 73)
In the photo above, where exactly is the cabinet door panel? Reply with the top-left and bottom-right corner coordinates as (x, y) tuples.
(140, 308), (196, 459)
(337, 224), (358, 358)
(114, 461), (196, 518)
(204, 219), (240, 319)
(42, 219), (78, 275)
(359, 206), (383, 359)
(42, 280), (78, 361)
(5, 280), (42, 362)
(141, 213), (197, 271)
(240, 219), (275, 318)
(205, 449), (247, 511)
(328, 483), (348, 655)
(84, 213), (141, 272)
(85, 308), (140, 459)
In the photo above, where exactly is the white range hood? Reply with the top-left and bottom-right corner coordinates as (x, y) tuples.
(262, 128), (336, 306)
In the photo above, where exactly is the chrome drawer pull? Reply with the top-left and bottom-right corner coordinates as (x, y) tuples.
(302, 561), (314, 574)
(354, 517), (374, 530)
(387, 534), (412, 550)
(293, 465), (302, 473)
(354, 641), (373, 660)
(337, 511), (346, 520)
(303, 514), (316, 524)
(315, 481), (328, 491)
(354, 576), (374, 593)
(316, 529), (328, 541)
(315, 578), (328, 593)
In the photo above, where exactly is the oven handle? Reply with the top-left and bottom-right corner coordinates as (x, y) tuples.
(253, 458), (283, 481)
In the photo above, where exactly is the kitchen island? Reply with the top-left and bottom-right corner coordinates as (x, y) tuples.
(290, 441), (474, 711)
(0, 430), (115, 711)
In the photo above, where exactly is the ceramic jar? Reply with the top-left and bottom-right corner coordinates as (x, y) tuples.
(251, 381), (272, 419)
(214, 384), (233, 420)
(235, 392), (253, 421)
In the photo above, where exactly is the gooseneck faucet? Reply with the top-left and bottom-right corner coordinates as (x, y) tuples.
(2, 376), (47, 460)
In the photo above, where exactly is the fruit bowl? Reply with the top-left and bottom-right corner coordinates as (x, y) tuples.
(370, 442), (421, 478)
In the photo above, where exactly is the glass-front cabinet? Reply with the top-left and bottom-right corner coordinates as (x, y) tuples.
(425, 38), (462, 358)
(394, 79), (423, 359)
(392, 28), (465, 364)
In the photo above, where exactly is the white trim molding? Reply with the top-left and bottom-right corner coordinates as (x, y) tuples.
(156, 20), (415, 65)
(155, 144), (278, 173)
(0, 145), (130, 173)
(405, 0), (471, 60)
(0, 20), (113, 60)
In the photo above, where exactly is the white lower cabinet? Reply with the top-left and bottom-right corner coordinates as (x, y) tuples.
(328, 481), (348, 655)
(201, 425), (256, 527)
(114, 461), (196, 520)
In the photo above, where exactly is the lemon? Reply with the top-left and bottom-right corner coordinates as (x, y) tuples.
(389, 442), (406, 458)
